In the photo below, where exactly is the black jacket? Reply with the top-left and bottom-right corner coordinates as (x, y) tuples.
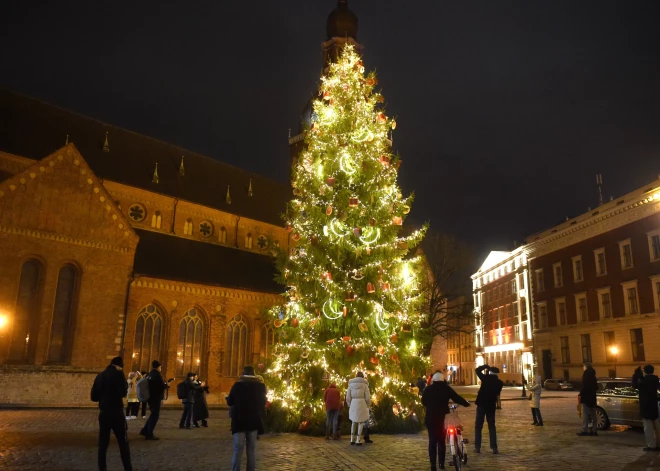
(91, 365), (128, 411)
(632, 370), (659, 420)
(148, 369), (167, 404)
(422, 381), (469, 427)
(416, 379), (427, 395)
(182, 378), (201, 403)
(579, 367), (598, 407)
(193, 382), (210, 421)
(475, 365), (503, 411)
(226, 375), (267, 434)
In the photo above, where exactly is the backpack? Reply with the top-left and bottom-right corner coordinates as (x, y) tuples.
(136, 376), (150, 402)
(176, 381), (187, 400)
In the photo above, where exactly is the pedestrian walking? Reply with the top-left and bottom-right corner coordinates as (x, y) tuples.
(178, 372), (201, 429)
(91, 356), (132, 471)
(346, 371), (371, 446)
(125, 371), (141, 420)
(139, 360), (171, 441)
(474, 364), (503, 454)
(193, 374), (210, 428)
(324, 383), (341, 439)
(632, 365), (660, 451)
(226, 365), (267, 471)
(422, 372), (470, 471)
(528, 375), (544, 426)
(576, 363), (598, 437)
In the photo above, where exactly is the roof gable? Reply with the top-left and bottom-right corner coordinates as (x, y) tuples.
(477, 251), (511, 274)
(0, 143), (138, 251)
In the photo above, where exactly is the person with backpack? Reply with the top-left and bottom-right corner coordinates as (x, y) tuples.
(178, 372), (203, 429)
(139, 360), (171, 441)
(91, 356), (133, 471)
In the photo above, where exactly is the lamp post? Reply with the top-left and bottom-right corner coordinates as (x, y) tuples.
(610, 346), (619, 378)
(521, 351), (527, 397)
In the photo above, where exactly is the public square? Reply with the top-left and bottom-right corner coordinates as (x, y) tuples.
(1, 389), (658, 471)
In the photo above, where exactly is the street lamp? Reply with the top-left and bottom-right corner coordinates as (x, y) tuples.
(609, 346), (619, 378)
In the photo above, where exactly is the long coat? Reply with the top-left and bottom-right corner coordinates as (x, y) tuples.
(346, 377), (371, 423)
(579, 367), (598, 407)
(193, 382), (209, 421)
(633, 370), (660, 420)
(127, 375), (140, 403)
(528, 376), (542, 408)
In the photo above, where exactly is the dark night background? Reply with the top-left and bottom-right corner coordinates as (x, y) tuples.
(1, 1), (659, 262)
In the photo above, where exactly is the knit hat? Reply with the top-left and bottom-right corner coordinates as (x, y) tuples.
(432, 372), (444, 382)
(110, 356), (124, 368)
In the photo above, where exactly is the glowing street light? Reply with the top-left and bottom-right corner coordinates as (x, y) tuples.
(0, 313), (8, 330)
(609, 346), (619, 377)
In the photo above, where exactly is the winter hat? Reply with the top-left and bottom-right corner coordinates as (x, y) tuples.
(111, 356), (124, 368)
(432, 372), (444, 382)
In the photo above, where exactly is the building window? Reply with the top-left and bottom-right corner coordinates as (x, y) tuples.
(519, 273), (525, 290)
(604, 331), (616, 362)
(555, 298), (567, 326)
(535, 269), (545, 292)
(521, 299), (528, 321)
(618, 239), (633, 269)
(651, 275), (660, 312)
(261, 323), (276, 359)
(131, 304), (163, 372)
(151, 210), (162, 229)
(553, 262), (563, 288)
(594, 248), (607, 276)
(597, 287), (612, 319)
(9, 259), (43, 362)
(219, 226), (227, 244)
(226, 314), (248, 377)
(47, 264), (78, 363)
(575, 293), (588, 323)
(560, 336), (570, 364)
(647, 230), (660, 262)
(581, 334), (592, 363)
(128, 203), (146, 222)
(184, 218), (194, 236)
(572, 256), (583, 283)
(177, 308), (203, 377)
(621, 280), (639, 315)
(514, 325), (520, 340)
(630, 328), (645, 362)
(245, 233), (253, 249)
(537, 302), (548, 328)
(511, 278), (517, 294)
(199, 221), (214, 238)
(507, 304), (514, 319)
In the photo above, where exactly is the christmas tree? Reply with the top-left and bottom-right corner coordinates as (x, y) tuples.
(264, 45), (429, 432)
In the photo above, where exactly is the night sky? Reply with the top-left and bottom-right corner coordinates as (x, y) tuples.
(2, 1), (659, 262)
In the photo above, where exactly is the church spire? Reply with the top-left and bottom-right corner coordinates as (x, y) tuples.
(247, 178), (253, 197)
(102, 131), (110, 152)
(179, 156), (185, 176)
(152, 162), (159, 184)
(226, 185), (232, 204)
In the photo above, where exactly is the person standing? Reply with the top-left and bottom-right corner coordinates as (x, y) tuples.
(577, 363), (598, 437)
(422, 372), (470, 471)
(193, 374), (210, 428)
(125, 371), (141, 419)
(140, 360), (169, 440)
(91, 356), (132, 471)
(226, 365), (267, 471)
(179, 372), (201, 429)
(474, 364), (503, 454)
(346, 372), (371, 446)
(633, 365), (660, 451)
(139, 371), (148, 418)
(416, 376), (427, 396)
(324, 383), (341, 439)
(528, 375), (544, 426)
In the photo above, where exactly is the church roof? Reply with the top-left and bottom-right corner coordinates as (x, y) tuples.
(0, 89), (291, 226)
(133, 229), (283, 294)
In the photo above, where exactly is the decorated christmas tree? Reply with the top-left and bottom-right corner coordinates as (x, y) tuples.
(264, 45), (429, 432)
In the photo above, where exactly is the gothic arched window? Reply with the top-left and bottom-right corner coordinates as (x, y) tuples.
(225, 314), (248, 377)
(151, 210), (162, 229)
(131, 304), (163, 372)
(219, 226), (227, 244)
(9, 259), (43, 362)
(261, 323), (276, 359)
(47, 264), (78, 363)
(177, 308), (204, 377)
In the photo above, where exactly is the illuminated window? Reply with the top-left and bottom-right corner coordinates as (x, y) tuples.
(553, 262), (563, 288)
(618, 239), (633, 269)
(604, 331), (616, 362)
(9, 259), (43, 363)
(572, 255), (583, 283)
(184, 218), (194, 236)
(151, 210), (162, 229)
(225, 314), (248, 377)
(47, 264), (78, 363)
(177, 309), (203, 377)
(219, 226), (227, 244)
(261, 323), (276, 359)
(594, 248), (607, 276)
(245, 233), (253, 249)
(132, 304), (163, 372)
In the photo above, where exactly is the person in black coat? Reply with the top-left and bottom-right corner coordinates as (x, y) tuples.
(416, 376), (428, 396)
(577, 363), (598, 436)
(139, 360), (171, 440)
(422, 372), (470, 471)
(226, 366), (267, 471)
(633, 365), (660, 451)
(474, 364), (503, 454)
(91, 356), (132, 471)
(193, 374), (210, 428)
(179, 372), (202, 429)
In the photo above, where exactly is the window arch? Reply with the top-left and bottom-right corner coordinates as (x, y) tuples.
(177, 308), (204, 377)
(131, 304), (163, 372)
(184, 218), (193, 236)
(225, 314), (248, 377)
(219, 226), (227, 244)
(261, 322), (276, 359)
(245, 233), (253, 249)
(47, 264), (78, 363)
(151, 211), (162, 229)
(9, 259), (43, 362)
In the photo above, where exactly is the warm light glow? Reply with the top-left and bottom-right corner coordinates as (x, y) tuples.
(0, 314), (8, 329)
(609, 346), (619, 355)
(484, 342), (524, 354)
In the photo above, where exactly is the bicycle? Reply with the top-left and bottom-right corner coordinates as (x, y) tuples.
(445, 404), (469, 471)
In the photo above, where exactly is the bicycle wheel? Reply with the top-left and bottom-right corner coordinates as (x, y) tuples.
(453, 435), (462, 471)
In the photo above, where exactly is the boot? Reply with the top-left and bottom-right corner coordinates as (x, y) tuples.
(350, 434), (355, 445)
(356, 435), (363, 446)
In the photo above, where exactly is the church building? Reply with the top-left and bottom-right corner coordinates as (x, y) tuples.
(0, 0), (362, 406)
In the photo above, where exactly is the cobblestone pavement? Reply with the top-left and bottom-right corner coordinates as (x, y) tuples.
(0, 397), (658, 471)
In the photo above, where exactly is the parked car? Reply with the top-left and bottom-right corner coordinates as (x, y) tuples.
(543, 379), (574, 390)
(594, 378), (645, 430)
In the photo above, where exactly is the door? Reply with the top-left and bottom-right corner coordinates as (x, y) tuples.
(542, 350), (552, 381)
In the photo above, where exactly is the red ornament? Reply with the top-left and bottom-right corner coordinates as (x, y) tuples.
(379, 155), (391, 166)
(392, 216), (403, 226)
(323, 91), (331, 101)
(291, 318), (299, 328)
(326, 205), (333, 216)
(292, 232), (301, 241)
(345, 291), (356, 302)
(398, 241), (408, 250)
(377, 112), (387, 124)
(343, 306), (348, 317)
(326, 177), (336, 186)
(322, 271), (332, 281)
(346, 345), (355, 356)
(311, 235), (318, 245)
(391, 353), (400, 363)
(366, 77), (376, 87)
(349, 197), (359, 208)
(327, 339), (335, 345)
(390, 333), (399, 343)
(342, 336), (352, 342)
(367, 282), (375, 293)
(285, 224), (293, 232)
(353, 227), (362, 237)
(370, 356), (379, 365)
(369, 218), (376, 227)
(377, 345), (385, 355)
(381, 282), (390, 291)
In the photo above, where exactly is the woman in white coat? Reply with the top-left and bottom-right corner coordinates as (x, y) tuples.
(346, 372), (371, 445)
(528, 375), (544, 426)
